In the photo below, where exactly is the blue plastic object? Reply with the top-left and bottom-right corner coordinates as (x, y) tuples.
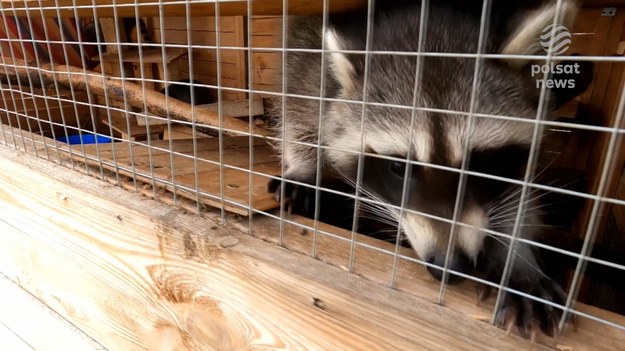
(56, 133), (112, 145)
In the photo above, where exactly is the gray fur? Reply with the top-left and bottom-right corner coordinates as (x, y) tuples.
(268, 1), (576, 275)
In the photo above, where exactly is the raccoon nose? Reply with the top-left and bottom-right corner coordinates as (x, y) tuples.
(426, 251), (473, 284)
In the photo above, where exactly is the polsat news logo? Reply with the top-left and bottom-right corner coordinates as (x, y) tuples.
(532, 24), (579, 89)
(540, 24), (572, 55)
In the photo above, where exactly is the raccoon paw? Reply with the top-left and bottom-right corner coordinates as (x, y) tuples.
(266, 177), (315, 215)
(493, 276), (573, 340)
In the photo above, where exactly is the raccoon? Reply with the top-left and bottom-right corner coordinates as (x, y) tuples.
(267, 0), (585, 338)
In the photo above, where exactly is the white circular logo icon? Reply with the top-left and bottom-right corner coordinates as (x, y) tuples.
(540, 24), (571, 55)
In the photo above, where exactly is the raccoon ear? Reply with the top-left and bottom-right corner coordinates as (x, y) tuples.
(501, 0), (579, 68)
(325, 28), (358, 94)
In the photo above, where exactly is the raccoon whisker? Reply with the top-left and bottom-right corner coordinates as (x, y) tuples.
(489, 200), (561, 222)
(485, 166), (569, 214)
(485, 164), (553, 209)
(484, 233), (548, 279)
(487, 176), (582, 216)
(487, 186), (544, 216)
(489, 223), (564, 230)
(488, 189), (559, 218)
(332, 165), (397, 211)
(357, 213), (401, 227)
(358, 204), (400, 224)
(367, 228), (403, 236)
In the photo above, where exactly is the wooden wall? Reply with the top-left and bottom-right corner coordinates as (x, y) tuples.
(150, 16), (247, 101)
(250, 16), (282, 97)
(0, 91), (91, 139)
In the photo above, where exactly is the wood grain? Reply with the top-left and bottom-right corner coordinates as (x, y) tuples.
(0, 145), (560, 351)
(0, 1), (616, 18)
(93, 47), (188, 64)
(60, 136), (281, 216)
(0, 57), (269, 137)
(150, 15), (247, 101)
(1, 125), (625, 350)
(0, 273), (106, 351)
(163, 124), (212, 140)
(3, 0), (368, 18)
(197, 98), (265, 118)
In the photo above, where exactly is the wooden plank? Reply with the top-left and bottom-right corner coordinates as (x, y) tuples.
(152, 16), (237, 32)
(179, 59), (241, 81)
(93, 47), (188, 64)
(579, 9), (625, 242)
(614, 167), (625, 231)
(101, 115), (167, 139)
(0, 145), (575, 351)
(191, 49), (241, 64)
(97, 18), (124, 54)
(3, 0), (368, 18)
(253, 66), (278, 85)
(162, 124), (211, 140)
(251, 16), (282, 36)
(0, 273), (105, 351)
(250, 35), (282, 48)
(61, 136), (281, 216)
(582, 0), (625, 6)
(0, 92), (92, 137)
(253, 52), (281, 70)
(232, 16), (246, 99)
(0, 322), (33, 351)
(196, 98), (264, 118)
(0, 138), (625, 351)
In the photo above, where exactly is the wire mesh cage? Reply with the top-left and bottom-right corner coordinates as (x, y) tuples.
(0, 0), (624, 349)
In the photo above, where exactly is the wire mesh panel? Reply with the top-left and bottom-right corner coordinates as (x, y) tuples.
(0, 0), (624, 348)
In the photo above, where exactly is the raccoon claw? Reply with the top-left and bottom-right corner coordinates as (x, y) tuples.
(266, 177), (315, 215)
(493, 276), (570, 339)
(476, 284), (493, 303)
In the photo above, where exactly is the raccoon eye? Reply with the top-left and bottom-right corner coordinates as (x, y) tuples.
(390, 160), (406, 177)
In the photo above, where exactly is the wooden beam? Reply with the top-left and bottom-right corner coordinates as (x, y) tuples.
(0, 0), (618, 18)
(0, 0), (367, 18)
(0, 145), (561, 351)
(197, 98), (265, 118)
(0, 58), (269, 137)
(0, 273), (105, 351)
(1, 127), (625, 350)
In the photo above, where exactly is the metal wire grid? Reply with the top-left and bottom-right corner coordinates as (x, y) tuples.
(0, 0), (622, 335)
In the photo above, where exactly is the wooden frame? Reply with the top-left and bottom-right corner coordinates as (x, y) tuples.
(2, 0), (624, 18)
(0, 0), (624, 348)
(0, 126), (624, 350)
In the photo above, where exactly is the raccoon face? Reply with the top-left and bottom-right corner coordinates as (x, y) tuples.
(357, 144), (531, 280)
(320, 1), (579, 280)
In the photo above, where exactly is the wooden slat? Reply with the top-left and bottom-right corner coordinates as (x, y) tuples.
(0, 138), (624, 350)
(93, 47), (187, 64)
(189, 49), (241, 64)
(60, 136), (281, 216)
(197, 98), (265, 118)
(150, 15), (247, 101)
(152, 16), (237, 32)
(163, 124), (211, 140)
(101, 115), (168, 139)
(0, 273), (105, 351)
(253, 52), (281, 70)
(578, 9), (625, 245)
(1, 0), (368, 18)
(180, 59), (241, 80)
(0, 145), (590, 351)
(251, 16), (282, 36)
